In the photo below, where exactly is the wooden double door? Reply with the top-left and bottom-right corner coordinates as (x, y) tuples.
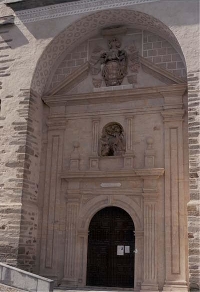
(87, 207), (135, 288)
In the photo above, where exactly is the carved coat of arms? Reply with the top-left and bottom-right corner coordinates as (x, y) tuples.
(89, 36), (140, 88)
(100, 38), (127, 86)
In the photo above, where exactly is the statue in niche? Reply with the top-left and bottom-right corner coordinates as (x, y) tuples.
(100, 123), (125, 156)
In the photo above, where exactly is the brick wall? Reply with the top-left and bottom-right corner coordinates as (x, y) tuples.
(187, 70), (200, 291)
(143, 31), (187, 79)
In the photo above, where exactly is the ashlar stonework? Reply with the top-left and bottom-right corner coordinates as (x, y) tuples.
(0, 1), (199, 292)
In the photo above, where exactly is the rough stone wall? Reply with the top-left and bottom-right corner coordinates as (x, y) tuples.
(0, 87), (42, 272)
(0, 21), (22, 266)
(0, 5), (43, 271)
(16, 90), (43, 272)
(143, 31), (187, 79)
(187, 70), (200, 291)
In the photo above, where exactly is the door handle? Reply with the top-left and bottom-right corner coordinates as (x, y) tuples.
(133, 249), (138, 254)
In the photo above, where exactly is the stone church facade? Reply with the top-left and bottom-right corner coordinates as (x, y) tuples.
(0, 0), (199, 291)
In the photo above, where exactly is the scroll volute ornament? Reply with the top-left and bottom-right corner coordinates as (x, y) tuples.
(100, 123), (125, 157)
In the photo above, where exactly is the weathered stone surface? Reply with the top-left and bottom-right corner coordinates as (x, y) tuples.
(0, 0), (199, 291)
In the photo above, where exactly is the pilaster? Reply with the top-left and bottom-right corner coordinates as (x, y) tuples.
(40, 116), (67, 275)
(161, 95), (188, 291)
(62, 194), (81, 286)
(89, 117), (100, 170)
(139, 173), (162, 292)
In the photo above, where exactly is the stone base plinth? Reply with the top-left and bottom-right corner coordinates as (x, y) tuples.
(162, 284), (188, 292)
(61, 278), (77, 287)
(140, 283), (159, 291)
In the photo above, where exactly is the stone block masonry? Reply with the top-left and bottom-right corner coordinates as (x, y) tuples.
(50, 41), (88, 90)
(187, 70), (200, 291)
(143, 31), (187, 79)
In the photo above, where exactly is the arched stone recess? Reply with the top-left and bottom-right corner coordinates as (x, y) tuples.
(30, 9), (186, 96)
(71, 195), (143, 289)
(78, 194), (143, 232)
(33, 7), (189, 292)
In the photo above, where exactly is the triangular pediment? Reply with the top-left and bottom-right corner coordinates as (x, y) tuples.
(45, 56), (186, 97)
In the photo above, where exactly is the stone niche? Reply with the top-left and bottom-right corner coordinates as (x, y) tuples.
(39, 26), (189, 292)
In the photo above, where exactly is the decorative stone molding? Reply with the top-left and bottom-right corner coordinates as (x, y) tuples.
(43, 84), (187, 107)
(46, 116), (67, 130)
(125, 115), (134, 153)
(31, 9), (183, 95)
(89, 157), (99, 171)
(61, 168), (164, 181)
(144, 137), (155, 168)
(15, 0), (160, 24)
(69, 141), (81, 171)
(161, 103), (188, 291)
(123, 155), (134, 170)
(91, 117), (100, 156)
(161, 109), (185, 122)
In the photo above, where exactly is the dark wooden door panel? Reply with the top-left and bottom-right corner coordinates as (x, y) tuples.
(87, 207), (135, 288)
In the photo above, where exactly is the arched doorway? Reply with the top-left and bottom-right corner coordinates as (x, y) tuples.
(86, 207), (135, 288)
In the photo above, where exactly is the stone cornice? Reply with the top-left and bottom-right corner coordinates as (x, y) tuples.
(161, 109), (185, 122)
(46, 115), (67, 129)
(14, 0), (160, 24)
(42, 84), (187, 107)
(61, 168), (164, 180)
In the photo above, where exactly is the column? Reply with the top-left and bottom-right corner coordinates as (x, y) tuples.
(162, 108), (188, 291)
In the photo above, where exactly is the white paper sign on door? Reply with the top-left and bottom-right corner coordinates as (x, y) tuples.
(125, 246), (130, 253)
(117, 245), (124, 255)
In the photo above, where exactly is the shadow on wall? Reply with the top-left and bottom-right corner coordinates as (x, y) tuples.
(0, 23), (29, 49)
(5, 0), (200, 40)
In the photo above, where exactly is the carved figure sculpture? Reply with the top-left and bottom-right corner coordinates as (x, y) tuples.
(89, 37), (140, 87)
(127, 44), (140, 73)
(100, 123), (125, 156)
(100, 38), (127, 86)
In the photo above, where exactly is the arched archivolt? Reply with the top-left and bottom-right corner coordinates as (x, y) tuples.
(78, 195), (143, 232)
(31, 8), (185, 96)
